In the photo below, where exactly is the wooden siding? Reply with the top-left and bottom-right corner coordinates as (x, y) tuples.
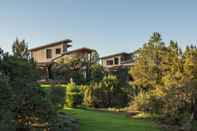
(31, 43), (64, 63)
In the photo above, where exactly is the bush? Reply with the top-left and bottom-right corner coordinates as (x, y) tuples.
(83, 85), (95, 107)
(66, 82), (83, 108)
(48, 85), (66, 111)
(129, 81), (197, 125)
(160, 84), (195, 125)
(129, 88), (164, 113)
(83, 75), (130, 108)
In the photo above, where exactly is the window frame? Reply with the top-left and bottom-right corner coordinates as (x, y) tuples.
(46, 49), (52, 59)
(55, 48), (61, 54)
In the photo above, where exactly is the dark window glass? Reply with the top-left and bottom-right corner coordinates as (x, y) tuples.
(46, 49), (52, 59)
(121, 57), (124, 62)
(56, 48), (61, 54)
(114, 57), (119, 65)
(106, 60), (113, 65)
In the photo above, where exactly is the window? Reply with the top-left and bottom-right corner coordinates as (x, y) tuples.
(106, 60), (113, 65)
(121, 57), (125, 62)
(56, 48), (61, 54)
(114, 57), (119, 65)
(46, 49), (52, 59)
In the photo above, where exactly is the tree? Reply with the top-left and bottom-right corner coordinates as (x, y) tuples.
(0, 74), (16, 130)
(183, 45), (197, 82)
(12, 38), (29, 59)
(90, 64), (105, 82)
(51, 50), (100, 84)
(51, 59), (86, 84)
(66, 82), (83, 108)
(130, 32), (166, 89)
(129, 33), (197, 126)
(0, 54), (56, 130)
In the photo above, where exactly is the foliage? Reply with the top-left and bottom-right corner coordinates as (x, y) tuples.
(0, 75), (16, 130)
(48, 85), (66, 111)
(66, 82), (83, 108)
(129, 32), (197, 125)
(0, 47), (79, 130)
(51, 59), (86, 84)
(90, 64), (105, 82)
(0, 55), (59, 128)
(130, 89), (164, 113)
(110, 67), (130, 83)
(50, 50), (100, 84)
(160, 80), (197, 125)
(12, 38), (29, 59)
(83, 85), (95, 107)
(83, 75), (130, 108)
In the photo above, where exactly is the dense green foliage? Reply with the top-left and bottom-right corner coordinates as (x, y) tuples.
(83, 75), (130, 108)
(48, 85), (66, 111)
(0, 53), (55, 130)
(66, 82), (83, 108)
(65, 108), (160, 131)
(90, 64), (105, 82)
(51, 51), (100, 84)
(50, 59), (86, 84)
(129, 32), (197, 126)
(0, 45), (79, 130)
(0, 75), (15, 130)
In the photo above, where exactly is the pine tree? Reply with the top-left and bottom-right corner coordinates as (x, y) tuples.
(12, 38), (29, 59)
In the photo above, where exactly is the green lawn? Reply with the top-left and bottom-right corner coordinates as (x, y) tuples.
(64, 108), (161, 131)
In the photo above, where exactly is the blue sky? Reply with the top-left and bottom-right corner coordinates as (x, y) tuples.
(0, 0), (197, 56)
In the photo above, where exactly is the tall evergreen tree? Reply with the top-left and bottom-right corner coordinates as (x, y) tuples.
(12, 38), (29, 59)
(130, 32), (166, 89)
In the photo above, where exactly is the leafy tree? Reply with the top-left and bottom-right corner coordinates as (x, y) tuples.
(90, 64), (105, 82)
(51, 59), (86, 84)
(51, 50), (100, 84)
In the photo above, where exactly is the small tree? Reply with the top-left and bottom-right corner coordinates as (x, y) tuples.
(90, 64), (105, 82)
(12, 38), (29, 59)
(66, 82), (82, 108)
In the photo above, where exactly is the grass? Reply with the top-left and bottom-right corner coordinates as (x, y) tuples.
(192, 121), (197, 130)
(64, 108), (161, 131)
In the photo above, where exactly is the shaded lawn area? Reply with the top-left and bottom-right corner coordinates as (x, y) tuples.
(64, 108), (161, 131)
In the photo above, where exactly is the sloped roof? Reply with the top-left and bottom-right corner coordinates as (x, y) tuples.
(100, 52), (129, 59)
(29, 39), (72, 51)
(52, 47), (95, 62)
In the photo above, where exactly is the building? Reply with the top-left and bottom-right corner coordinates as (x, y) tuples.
(29, 39), (72, 64)
(29, 39), (72, 81)
(100, 52), (135, 71)
(100, 51), (138, 81)
(53, 47), (96, 64)
(29, 40), (96, 82)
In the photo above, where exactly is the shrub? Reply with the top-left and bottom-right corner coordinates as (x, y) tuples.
(48, 85), (66, 111)
(66, 82), (83, 108)
(130, 81), (197, 125)
(83, 85), (95, 107)
(160, 83), (196, 125)
(83, 75), (130, 108)
(129, 88), (164, 113)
